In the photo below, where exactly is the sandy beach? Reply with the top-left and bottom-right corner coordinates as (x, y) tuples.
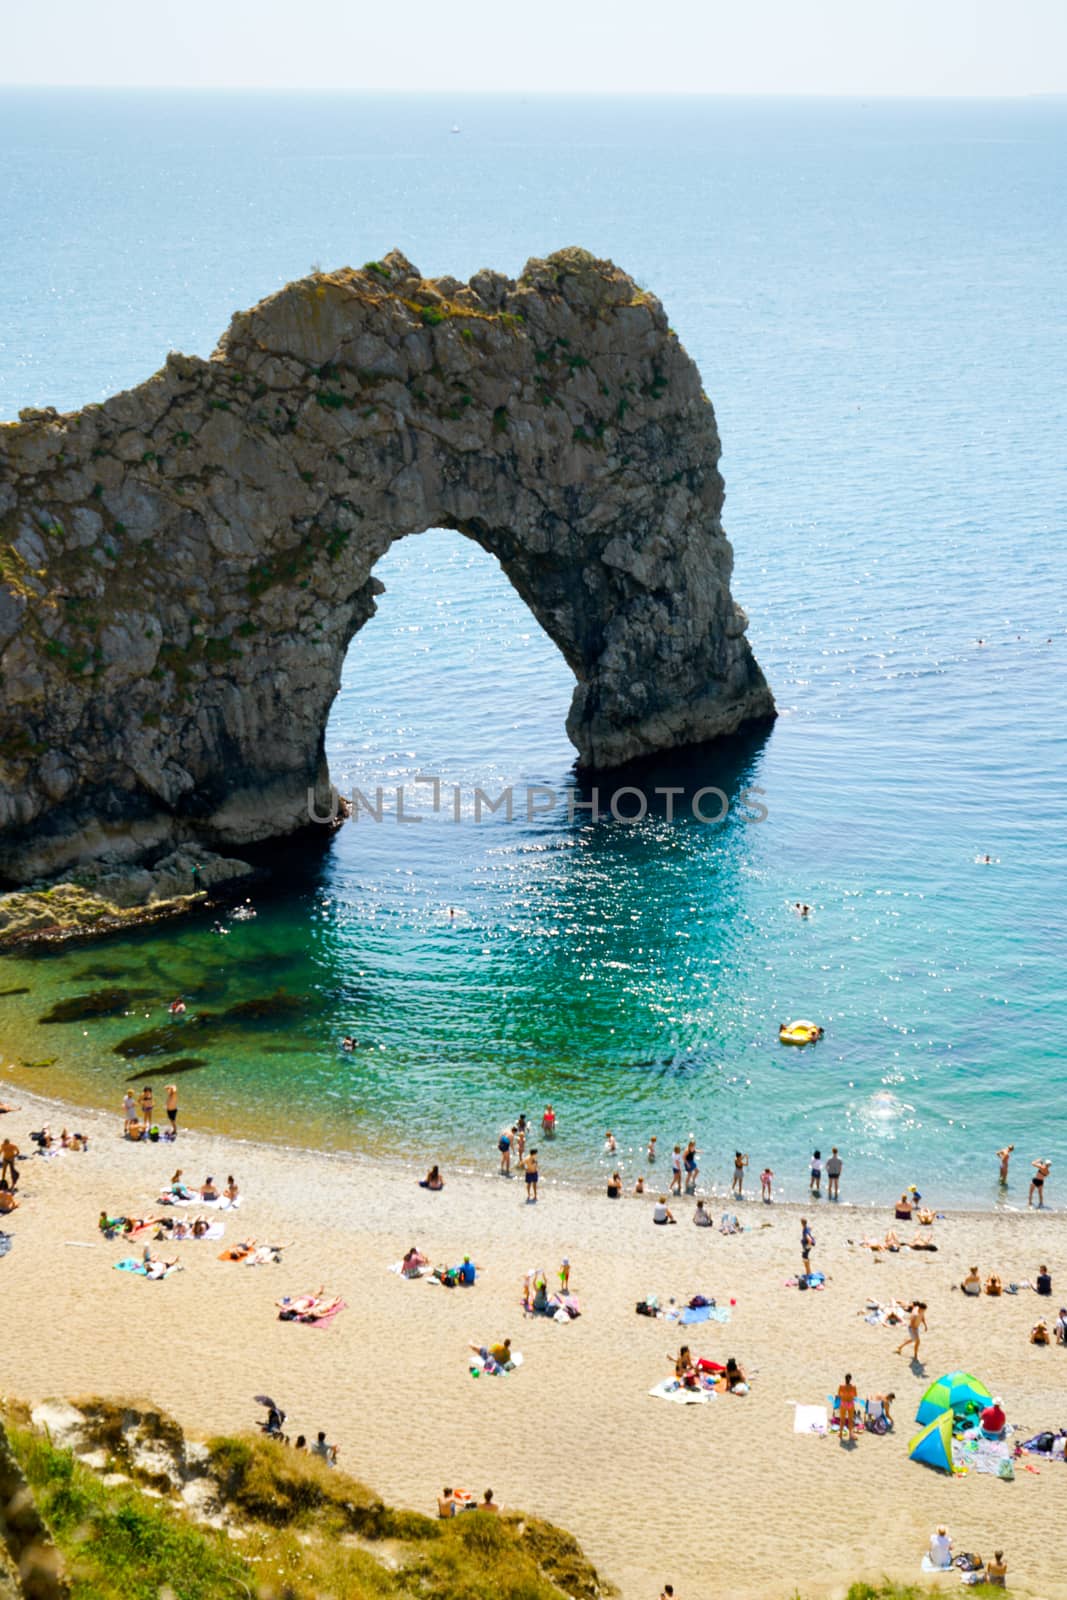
(0, 1077), (1064, 1600)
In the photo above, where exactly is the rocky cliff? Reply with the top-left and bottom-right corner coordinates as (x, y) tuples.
(0, 247), (774, 883)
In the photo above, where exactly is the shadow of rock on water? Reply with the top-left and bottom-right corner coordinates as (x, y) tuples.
(39, 987), (146, 1023)
(0, 985), (31, 997)
(17, 1056), (56, 1069)
(125, 1057), (208, 1081)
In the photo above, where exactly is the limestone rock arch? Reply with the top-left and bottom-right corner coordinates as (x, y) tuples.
(0, 248), (774, 882)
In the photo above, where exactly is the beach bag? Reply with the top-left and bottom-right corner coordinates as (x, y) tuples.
(797, 1274), (809, 1291)
(635, 1301), (655, 1317)
(956, 1554), (983, 1572)
(688, 1295), (712, 1309)
(997, 1460), (1015, 1481)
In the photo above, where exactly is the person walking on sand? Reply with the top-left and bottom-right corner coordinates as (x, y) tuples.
(670, 1145), (682, 1195)
(826, 1147), (843, 1200)
(997, 1144), (1014, 1185)
(732, 1151), (749, 1197)
(760, 1165), (773, 1202)
(122, 1091), (137, 1134)
(558, 1257), (571, 1293)
(1029, 1157), (1051, 1208)
(165, 1083), (178, 1137)
(895, 1301), (928, 1360)
(837, 1373), (858, 1442)
(523, 1147), (539, 1202)
(800, 1217), (815, 1277)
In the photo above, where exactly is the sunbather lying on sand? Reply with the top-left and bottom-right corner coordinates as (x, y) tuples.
(220, 1239), (257, 1260)
(857, 1230), (902, 1251)
(277, 1287), (343, 1321)
(141, 1248), (180, 1279)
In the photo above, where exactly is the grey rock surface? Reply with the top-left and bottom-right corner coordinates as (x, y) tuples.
(0, 248), (774, 882)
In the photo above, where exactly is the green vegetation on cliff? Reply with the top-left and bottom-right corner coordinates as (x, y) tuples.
(3, 1411), (608, 1600)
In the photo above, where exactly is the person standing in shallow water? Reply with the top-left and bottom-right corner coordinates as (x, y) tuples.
(1030, 1157), (1051, 1208)
(523, 1147), (539, 1202)
(732, 1151), (748, 1197)
(826, 1147), (843, 1200)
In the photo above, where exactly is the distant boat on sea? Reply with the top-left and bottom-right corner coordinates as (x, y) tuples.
(451, 124), (461, 134)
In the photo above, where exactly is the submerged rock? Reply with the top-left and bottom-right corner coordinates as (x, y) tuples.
(0, 248), (773, 884)
(112, 1014), (218, 1058)
(220, 989), (305, 1023)
(38, 987), (135, 1023)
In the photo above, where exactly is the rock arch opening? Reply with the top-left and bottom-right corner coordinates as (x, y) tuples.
(325, 525), (577, 786)
(0, 247), (774, 883)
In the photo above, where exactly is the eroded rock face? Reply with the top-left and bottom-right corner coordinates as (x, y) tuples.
(0, 248), (774, 882)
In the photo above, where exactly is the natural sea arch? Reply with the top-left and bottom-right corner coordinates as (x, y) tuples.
(0, 248), (774, 883)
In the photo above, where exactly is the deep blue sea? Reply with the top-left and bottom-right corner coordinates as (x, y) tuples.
(1, 92), (1064, 1206)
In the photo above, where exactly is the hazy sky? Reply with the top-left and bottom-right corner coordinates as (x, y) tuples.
(2, 0), (1065, 96)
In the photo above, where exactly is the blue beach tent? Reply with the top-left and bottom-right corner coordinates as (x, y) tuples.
(908, 1411), (954, 1474)
(915, 1371), (991, 1426)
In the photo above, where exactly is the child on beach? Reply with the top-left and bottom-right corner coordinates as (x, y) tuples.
(760, 1166), (773, 1202)
(810, 1150), (822, 1196)
(669, 1146), (682, 1195)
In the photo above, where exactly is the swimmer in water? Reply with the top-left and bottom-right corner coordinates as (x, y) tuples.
(168, 997), (186, 1016)
(792, 902), (812, 917)
(341, 1036), (356, 1052)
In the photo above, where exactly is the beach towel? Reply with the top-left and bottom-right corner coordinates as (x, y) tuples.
(218, 1244), (254, 1263)
(794, 1404), (829, 1436)
(920, 1556), (955, 1574)
(648, 1378), (715, 1406)
(114, 1257), (180, 1279)
(680, 1303), (712, 1325)
(0, 1233), (11, 1259)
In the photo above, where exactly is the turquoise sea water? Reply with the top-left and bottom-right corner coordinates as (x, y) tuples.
(1, 92), (1064, 1204)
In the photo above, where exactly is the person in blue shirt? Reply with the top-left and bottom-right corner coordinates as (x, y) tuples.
(457, 1256), (476, 1285)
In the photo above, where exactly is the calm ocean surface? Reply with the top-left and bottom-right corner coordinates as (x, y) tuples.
(1, 92), (1064, 1205)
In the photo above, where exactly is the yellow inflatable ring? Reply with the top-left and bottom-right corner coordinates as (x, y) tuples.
(779, 1020), (821, 1046)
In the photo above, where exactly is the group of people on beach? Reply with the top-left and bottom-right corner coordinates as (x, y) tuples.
(122, 1083), (179, 1142)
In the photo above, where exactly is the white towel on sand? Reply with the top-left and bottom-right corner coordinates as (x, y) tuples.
(793, 1404), (828, 1435)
